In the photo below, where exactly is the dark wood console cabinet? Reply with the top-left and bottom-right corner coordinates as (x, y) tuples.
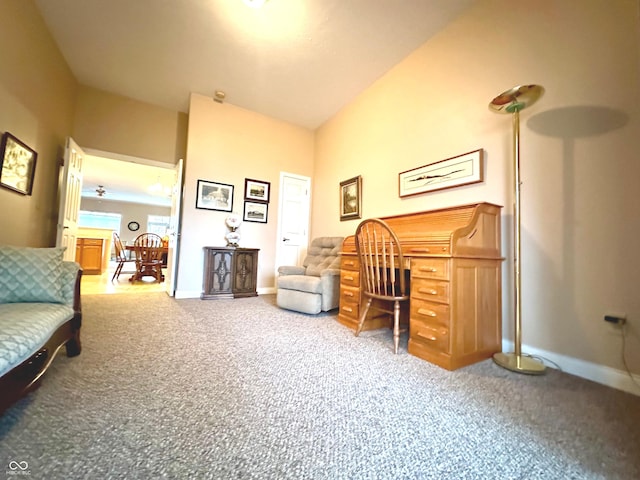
(202, 247), (259, 299)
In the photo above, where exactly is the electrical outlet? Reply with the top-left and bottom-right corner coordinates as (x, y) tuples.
(604, 313), (627, 326)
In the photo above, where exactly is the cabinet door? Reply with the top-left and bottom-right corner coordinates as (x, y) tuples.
(76, 238), (103, 274)
(232, 250), (258, 297)
(203, 249), (234, 298)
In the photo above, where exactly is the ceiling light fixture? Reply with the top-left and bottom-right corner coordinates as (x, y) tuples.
(148, 177), (172, 197)
(96, 185), (106, 197)
(242, 0), (268, 8)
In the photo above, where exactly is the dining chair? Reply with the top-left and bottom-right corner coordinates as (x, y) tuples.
(130, 233), (165, 283)
(354, 218), (409, 354)
(111, 232), (136, 282)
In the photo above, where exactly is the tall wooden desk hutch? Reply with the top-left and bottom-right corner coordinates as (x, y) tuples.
(338, 202), (503, 370)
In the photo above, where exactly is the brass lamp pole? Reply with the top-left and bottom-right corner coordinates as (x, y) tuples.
(489, 84), (546, 375)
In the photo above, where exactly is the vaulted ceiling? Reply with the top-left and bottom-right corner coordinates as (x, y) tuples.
(35, 0), (475, 205)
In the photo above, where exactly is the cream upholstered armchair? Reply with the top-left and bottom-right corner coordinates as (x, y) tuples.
(276, 237), (344, 315)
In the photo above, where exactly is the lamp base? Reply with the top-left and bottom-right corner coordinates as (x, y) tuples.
(493, 352), (546, 375)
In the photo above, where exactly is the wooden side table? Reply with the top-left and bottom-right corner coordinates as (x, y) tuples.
(201, 247), (259, 299)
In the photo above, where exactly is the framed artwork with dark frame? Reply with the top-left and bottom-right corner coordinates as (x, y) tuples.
(398, 149), (484, 197)
(195, 179), (234, 212)
(339, 175), (362, 221)
(243, 201), (268, 223)
(244, 178), (270, 203)
(0, 132), (38, 195)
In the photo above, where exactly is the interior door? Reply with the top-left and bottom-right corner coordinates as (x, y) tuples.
(165, 158), (184, 296)
(56, 138), (84, 261)
(276, 172), (311, 272)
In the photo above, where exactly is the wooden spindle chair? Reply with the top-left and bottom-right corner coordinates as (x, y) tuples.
(354, 218), (409, 353)
(111, 232), (136, 282)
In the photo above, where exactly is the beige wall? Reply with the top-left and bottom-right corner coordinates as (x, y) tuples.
(176, 93), (314, 297)
(73, 85), (188, 166)
(314, 0), (640, 384)
(0, 0), (77, 246)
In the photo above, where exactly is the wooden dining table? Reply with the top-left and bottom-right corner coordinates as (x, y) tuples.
(125, 245), (168, 263)
(125, 245), (169, 283)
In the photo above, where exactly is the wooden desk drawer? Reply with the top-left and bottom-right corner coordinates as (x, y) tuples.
(411, 258), (450, 280)
(340, 270), (359, 287)
(341, 256), (359, 271)
(411, 317), (450, 354)
(339, 299), (359, 321)
(410, 299), (450, 328)
(340, 285), (359, 303)
(411, 278), (449, 303)
(404, 243), (450, 256)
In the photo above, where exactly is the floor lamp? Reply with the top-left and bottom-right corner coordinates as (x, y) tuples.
(489, 84), (546, 375)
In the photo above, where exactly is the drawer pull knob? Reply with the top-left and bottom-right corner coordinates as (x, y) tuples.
(417, 308), (437, 317)
(419, 266), (438, 273)
(344, 291), (354, 297)
(344, 275), (354, 281)
(345, 261), (355, 267)
(416, 332), (437, 341)
(343, 306), (353, 313)
(418, 288), (438, 295)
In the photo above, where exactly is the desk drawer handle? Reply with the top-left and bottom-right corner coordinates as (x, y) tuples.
(343, 290), (354, 297)
(410, 248), (430, 253)
(417, 308), (437, 317)
(419, 266), (438, 273)
(343, 306), (353, 313)
(344, 261), (356, 267)
(344, 275), (354, 281)
(418, 288), (438, 295)
(416, 332), (437, 341)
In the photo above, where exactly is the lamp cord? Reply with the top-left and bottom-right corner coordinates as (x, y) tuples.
(621, 323), (640, 390)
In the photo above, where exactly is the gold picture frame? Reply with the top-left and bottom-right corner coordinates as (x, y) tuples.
(399, 149), (483, 197)
(340, 175), (362, 221)
(0, 132), (37, 195)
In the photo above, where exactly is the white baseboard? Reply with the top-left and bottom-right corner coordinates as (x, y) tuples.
(174, 290), (201, 299)
(258, 287), (276, 295)
(502, 341), (640, 397)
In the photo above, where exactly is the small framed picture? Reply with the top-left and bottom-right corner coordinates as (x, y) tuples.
(195, 179), (234, 212)
(0, 132), (38, 195)
(244, 178), (270, 203)
(243, 201), (268, 223)
(399, 149), (484, 197)
(339, 175), (362, 221)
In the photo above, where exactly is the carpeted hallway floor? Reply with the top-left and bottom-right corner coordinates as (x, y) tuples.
(1, 293), (639, 479)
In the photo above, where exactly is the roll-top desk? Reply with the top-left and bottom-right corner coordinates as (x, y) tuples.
(338, 202), (503, 370)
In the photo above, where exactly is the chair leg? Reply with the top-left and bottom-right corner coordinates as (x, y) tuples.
(355, 298), (372, 337)
(393, 300), (401, 354)
(112, 261), (123, 282)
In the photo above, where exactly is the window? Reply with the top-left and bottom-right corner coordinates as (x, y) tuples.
(79, 211), (122, 232)
(147, 215), (170, 237)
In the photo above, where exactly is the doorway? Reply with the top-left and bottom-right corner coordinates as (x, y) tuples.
(75, 148), (182, 294)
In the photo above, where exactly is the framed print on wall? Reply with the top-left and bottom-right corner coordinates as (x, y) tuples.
(339, 175), (362, 221)
(243, 201), (268, 223)
(398, 149), (484, 198)
(195, 179), (234, 212)
(244, 178), (270, 203)
(0, 132), (38, 195)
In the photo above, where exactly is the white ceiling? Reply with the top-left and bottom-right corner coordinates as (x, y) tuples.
(35, 0), (475, 204)
(82, 154), (176, 207)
